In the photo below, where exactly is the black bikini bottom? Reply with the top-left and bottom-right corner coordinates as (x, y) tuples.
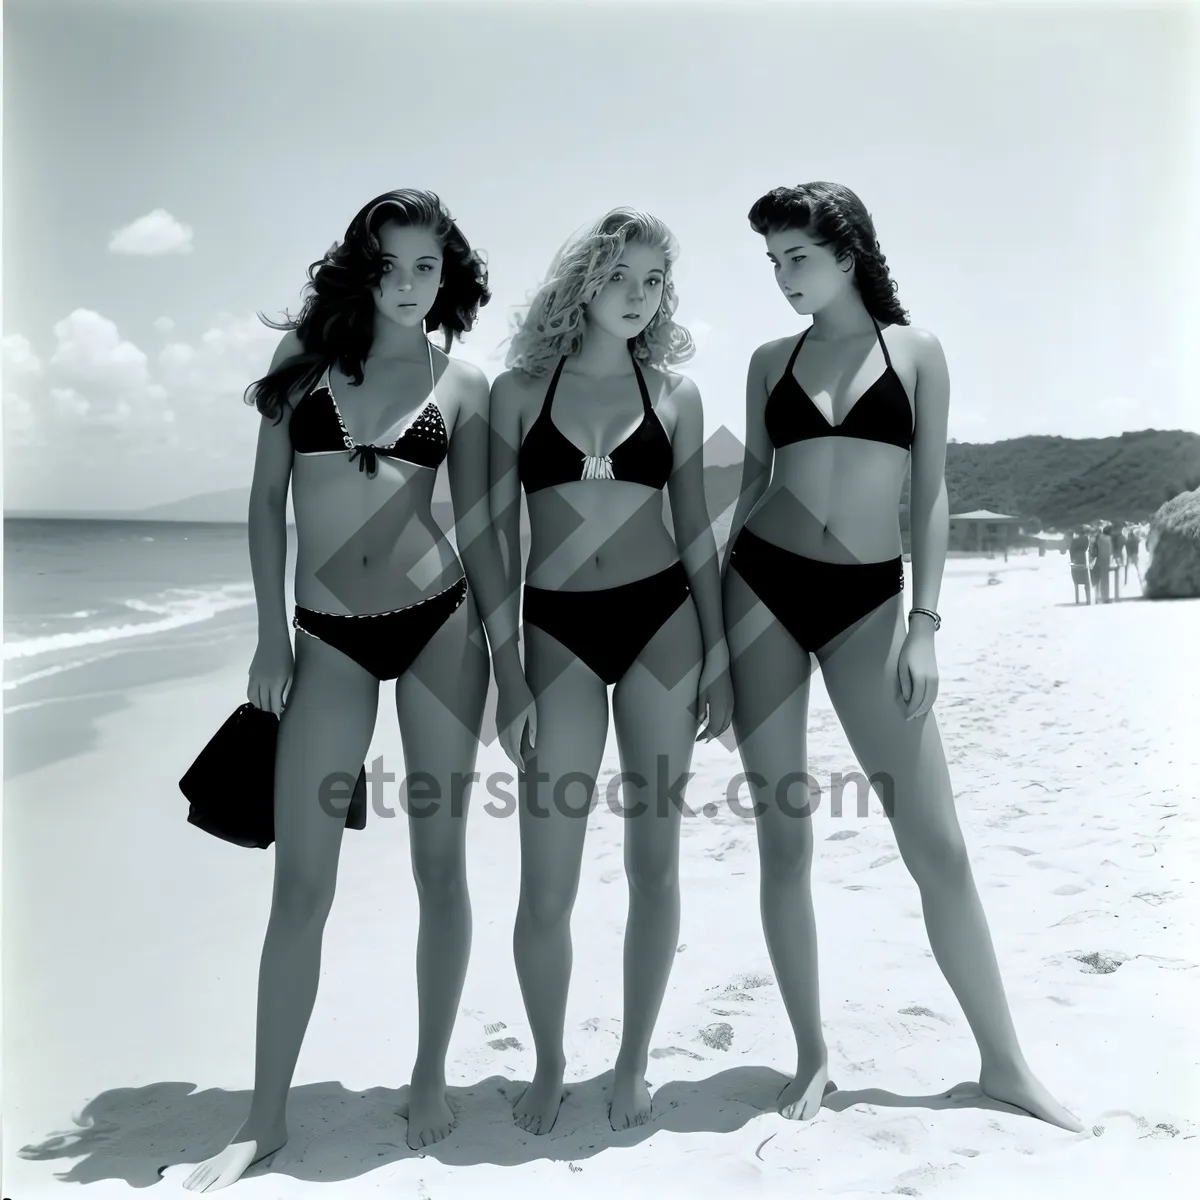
(728, 528), (904, 653)
(293, 576), (467, 681)
(522, 560), (691, 685)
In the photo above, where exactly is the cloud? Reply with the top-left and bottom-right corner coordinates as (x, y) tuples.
(108, 209), (194, 256)
(2, 335), (42, 447)
(5, 311), (285, 509)
(154, 316), (176, 335)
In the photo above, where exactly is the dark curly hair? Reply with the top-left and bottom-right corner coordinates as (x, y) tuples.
(246, 189), (490, 422)
(748, 182), (909, 326)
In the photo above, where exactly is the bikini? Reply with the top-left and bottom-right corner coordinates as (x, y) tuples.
(287, 341), (467, 680)
(517, 352), (690, 685)
(728, 317), (914, 652)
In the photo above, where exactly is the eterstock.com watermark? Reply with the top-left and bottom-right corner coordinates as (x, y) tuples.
(321, 755), (895, 821)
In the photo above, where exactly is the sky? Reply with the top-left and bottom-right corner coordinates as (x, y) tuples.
(3, 0), (1197, 512)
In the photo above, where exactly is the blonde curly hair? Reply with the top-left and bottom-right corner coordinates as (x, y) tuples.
(504, 207), (695, 378)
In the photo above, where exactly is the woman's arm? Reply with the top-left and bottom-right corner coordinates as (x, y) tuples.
(907, 329), (952, 631)
(720, 343), (775, 575)
(247, 331), (300, 642)
(485, 370), (528, 681)
(444, 360), (519, 676)
(665, 375), (726, 662)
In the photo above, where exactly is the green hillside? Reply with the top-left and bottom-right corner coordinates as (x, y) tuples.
(896, 430), (1199, 530)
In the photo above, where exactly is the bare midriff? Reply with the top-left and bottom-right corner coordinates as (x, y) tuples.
(524, 483), (677, 590)
(743, 437), (911, 565)
(291, 454), (462, 613)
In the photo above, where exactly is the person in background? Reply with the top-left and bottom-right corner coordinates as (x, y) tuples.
(1093, 524), (1113, 603)
(1124, 524), (1141, 586)
(1106, 523), (1123, 600)
(1068, 527), (1091, 604)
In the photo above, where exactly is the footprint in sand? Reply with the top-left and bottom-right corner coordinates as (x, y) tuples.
(1052, 884), (1087, 895)
(1075, 951), (1124, 974)
(870, 853), (900, 869)
(697, 1022), (734, 1052)
(489, 1036), (522, 1050)
(898, 1005), (951, 1024)
(1001, 845), (1037, 856)
(1052, 910), (1111, 927)
(1133, 954), (1196, 970)
(827, 830), (859, 841)
(650, 1045), (705, 1060)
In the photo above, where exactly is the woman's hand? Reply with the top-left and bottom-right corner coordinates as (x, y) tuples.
(496, 663), (537, 769)
(897, 626), (939, 720)
(248, 630), (294, 717)
(696, 645), (734, 742)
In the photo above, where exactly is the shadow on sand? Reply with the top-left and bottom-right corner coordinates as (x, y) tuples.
(17, 1071), (1028, 1187)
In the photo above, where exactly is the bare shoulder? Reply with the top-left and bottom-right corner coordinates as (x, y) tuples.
(889, 324), (945, 367)
(491, 365), (542, 402)
(489, 365), (544, 427)
(755, 333), (798, 365)
(650, 365), (701, 416)
(437, 349), (488, 387)
(268, 328), (305, 371)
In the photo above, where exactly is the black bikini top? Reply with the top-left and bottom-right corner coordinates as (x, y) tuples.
(288, 341), (448, 476)
(517, 353), (674, 495)
(765, 317), (913, 452)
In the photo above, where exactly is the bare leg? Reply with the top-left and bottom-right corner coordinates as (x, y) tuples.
(183, 635), (379, 1191)
(722, 564), (830, 1121)
(395, 590), (489, 1149)
(607, 596), (704, 1129)
(815, 596), (1084, 1132)
(511, 625), (609, 1135)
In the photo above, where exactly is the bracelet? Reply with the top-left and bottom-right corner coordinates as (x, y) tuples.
(909, 606), (942, 631)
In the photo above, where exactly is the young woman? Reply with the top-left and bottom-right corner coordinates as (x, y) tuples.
(721, 182), (1083, 1131)
(184, 190), (510, 1191)
(488, 209), (733, 1135)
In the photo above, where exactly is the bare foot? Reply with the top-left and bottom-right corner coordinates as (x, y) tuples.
(975, 1063), (1085, 1132)
(513, 1063), (564, 1136)
(778, 1060), (833, 1121)
(400, 1076), (457, 1150)
(609, 1066), (653, 1130)
(181, 1125), (286, 1193)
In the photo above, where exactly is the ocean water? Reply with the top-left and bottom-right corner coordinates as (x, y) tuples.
(4, 519), (268, 703)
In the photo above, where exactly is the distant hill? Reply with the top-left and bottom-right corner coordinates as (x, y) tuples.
(924, 429), (1200, 529)
(8, 430), (1197, 531)
(136, 487), (262, 523)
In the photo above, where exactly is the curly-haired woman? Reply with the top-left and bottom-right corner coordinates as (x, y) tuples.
(488, 208), (733, 1135)
(184, 190), (509, 1190)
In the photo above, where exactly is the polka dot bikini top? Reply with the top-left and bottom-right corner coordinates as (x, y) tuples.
(288, 339), (448, 474)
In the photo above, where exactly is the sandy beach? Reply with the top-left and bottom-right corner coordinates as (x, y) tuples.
(4, 552), (1197, 1199)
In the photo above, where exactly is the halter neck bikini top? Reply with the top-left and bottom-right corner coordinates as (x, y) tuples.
(518, 353), (674, 494)
(765, 317), (914, 452)
(288, 339), (448, 476)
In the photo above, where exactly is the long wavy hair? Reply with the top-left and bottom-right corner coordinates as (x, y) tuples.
(748, 182), (909, 326)
(505, 207), (695, 378)
(246, 189), (490, 422)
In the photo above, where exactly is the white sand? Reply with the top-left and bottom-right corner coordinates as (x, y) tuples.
(5, 553), (1198, 1199)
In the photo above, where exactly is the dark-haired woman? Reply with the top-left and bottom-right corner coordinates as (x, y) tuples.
(722, 182), (1083, 1132)
(183, 191), (509, 1191)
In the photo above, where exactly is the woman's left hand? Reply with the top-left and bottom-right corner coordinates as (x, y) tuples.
(696, 650), (734, 742)
(897, 628), (939, 720)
